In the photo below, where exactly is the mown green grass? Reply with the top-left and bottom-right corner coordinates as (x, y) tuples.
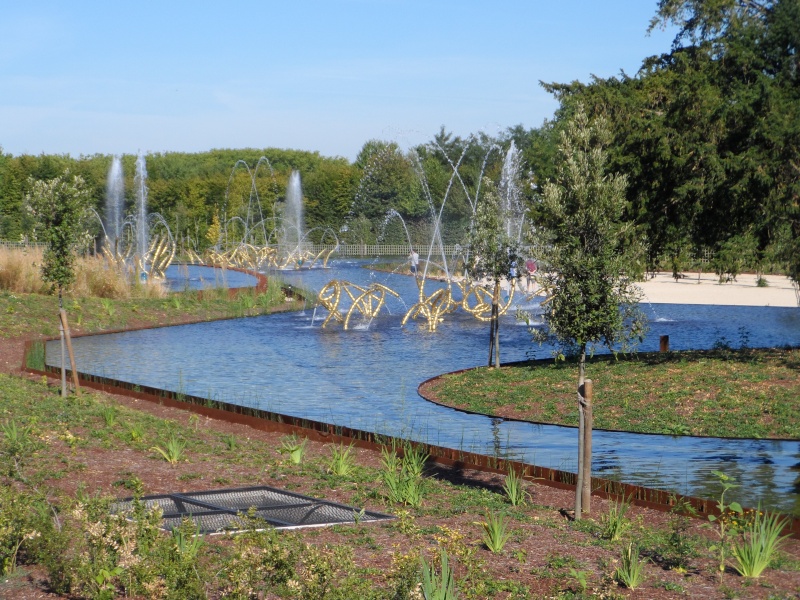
(425, 348), (800, 439)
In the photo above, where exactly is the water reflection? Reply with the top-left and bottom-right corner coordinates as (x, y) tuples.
(48, 260), (800, 515)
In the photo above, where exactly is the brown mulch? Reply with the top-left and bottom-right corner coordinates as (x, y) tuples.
(2, 330), (799, 599)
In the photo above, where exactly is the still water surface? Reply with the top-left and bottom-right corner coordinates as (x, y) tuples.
(49, 261), (800, 514)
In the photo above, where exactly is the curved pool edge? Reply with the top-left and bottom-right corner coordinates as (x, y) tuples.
(21, 340), (800, 536)
(417, 351), (800, 443)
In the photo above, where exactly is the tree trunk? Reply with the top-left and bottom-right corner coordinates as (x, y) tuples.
(487, 304), (495, 367)
(574, 346), (587, 519)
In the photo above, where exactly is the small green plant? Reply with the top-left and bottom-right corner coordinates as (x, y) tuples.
(128, 423), (145, 442)
(706, 470), (743, 574)
(150, 434), (187, 466)
(99, 405), (117, 427)
(568, 567), (589, 594)
(328, 443), (355, 476)
(172, 518), (204, 560)
(171, 295), (182, 310)
(188, 413), (200, 431)
(100, 297), (115, 317)
(731, 507), (790, 578)
(1, 419), (37, 476)
(2, 419), (33, 456)
(278, 434), (307, 464)
(601, 494), (632, 541)
(664, 497), (698, 572)
(502, 466), (528, 506)
(402, 443), (428, 479)
(112, 473), (144, 494)
(480, 510), (512, 553)
(615, 543), (646, 590)
(380, 444), (427, 508)
(421, 548), (459, 600)
(222, 433), (238, 451)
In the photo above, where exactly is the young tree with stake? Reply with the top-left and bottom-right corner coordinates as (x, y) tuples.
(26, 171), (93, 397)
(533, 106), (647, 519)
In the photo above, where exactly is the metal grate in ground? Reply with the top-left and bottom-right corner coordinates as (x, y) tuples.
(111, 485), (394, 534)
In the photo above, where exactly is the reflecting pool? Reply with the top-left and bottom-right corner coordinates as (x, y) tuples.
(48, 260), (800, 515)
(163, 264), (259, 291)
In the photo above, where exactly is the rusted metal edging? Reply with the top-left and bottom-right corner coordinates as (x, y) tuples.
(20, 339), (800, 539)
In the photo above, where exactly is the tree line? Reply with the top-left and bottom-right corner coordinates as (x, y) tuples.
(1, 0), (797, 280)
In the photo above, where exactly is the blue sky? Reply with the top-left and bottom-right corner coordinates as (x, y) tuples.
(1, 1), (677, 161)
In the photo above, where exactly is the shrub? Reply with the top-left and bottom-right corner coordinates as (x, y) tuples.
(0, 485), (41, 575)
(221, 514), (298, 599)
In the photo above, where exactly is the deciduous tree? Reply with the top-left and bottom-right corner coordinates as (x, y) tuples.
(467, 178), (520, 368)
(534, 106), (648, 518)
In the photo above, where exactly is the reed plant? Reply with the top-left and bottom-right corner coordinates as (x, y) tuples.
(615, 543), (646, 589)
(502, 466), (528, 507)
(221, 433), (238, 451)
(128, 423), (145, 442)
(421, 549), (459, 600)
(601, 495), (632, 541)
(0, 247), (48, 293)
(0, 247), (167, 299)
(24, 341), (45, 371)
(150, 434), (187, 466)
(328, 443), (355, 476)
(731, 507), (790, 578)
(99, 405), (118, 427)
(480, 510), (512, 553)
(380, 443), (428, 507)
(278, 434), (307, 464)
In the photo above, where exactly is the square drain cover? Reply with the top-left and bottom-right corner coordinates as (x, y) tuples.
(112, 485), (393, 534)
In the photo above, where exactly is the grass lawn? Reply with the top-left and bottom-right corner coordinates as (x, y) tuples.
(0, 279), (302, 340)
(421, 348), (800, 439)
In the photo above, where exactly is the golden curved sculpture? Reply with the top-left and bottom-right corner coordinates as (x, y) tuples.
(194, 244), (337, 272)
(459, 280), (516, 322)
(401, 280), (460, 331)
(318, 280), (400, 329)
(102, 233), (176, 280)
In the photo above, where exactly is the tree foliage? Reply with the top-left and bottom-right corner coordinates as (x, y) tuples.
(24, 172), (93, 301)
(542, 0), (799, 282)
(535, 106), (647, 361)
(467, 178), (520, 368)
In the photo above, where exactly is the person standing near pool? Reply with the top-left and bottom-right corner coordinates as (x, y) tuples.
(525, 258), (537, 291)
(409, 248), (419, 277)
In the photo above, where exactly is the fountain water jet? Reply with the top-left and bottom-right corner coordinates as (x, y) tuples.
(282, 170), (305, 253)
(104, 156), (124, 246)
(134, 151), (149, 260)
